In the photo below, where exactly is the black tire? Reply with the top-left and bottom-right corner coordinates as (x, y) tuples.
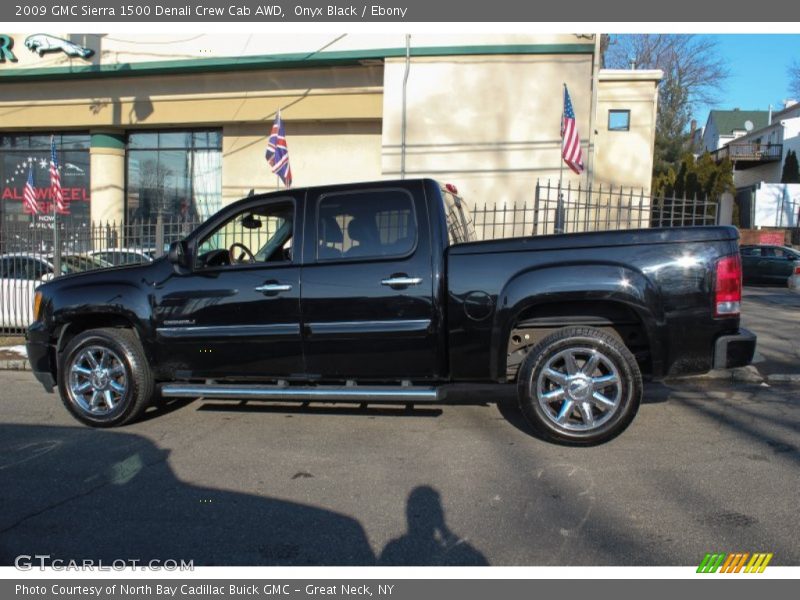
(58, 328), (154, 427)
(516, 326), (642, 445)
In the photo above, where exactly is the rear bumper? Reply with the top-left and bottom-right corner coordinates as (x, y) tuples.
(713, 328), (757, 370)
(25, 324), (55, 393)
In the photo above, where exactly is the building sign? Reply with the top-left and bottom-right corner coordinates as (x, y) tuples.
(24, 34), (94, 59)
(0, 34), (16, 62)
(1, 134), (91, 228)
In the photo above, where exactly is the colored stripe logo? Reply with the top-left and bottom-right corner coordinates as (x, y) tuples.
(697, 552), (773, 573)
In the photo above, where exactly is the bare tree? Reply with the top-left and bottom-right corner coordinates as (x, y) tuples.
(604, 35), (729, 177)
(789, 60), (800, 99)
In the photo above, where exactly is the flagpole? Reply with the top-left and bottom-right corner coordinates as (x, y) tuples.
(556, 84), (565, 234)
(50, 135), (60, 277)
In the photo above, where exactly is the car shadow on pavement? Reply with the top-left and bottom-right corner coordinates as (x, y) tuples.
(0, 424), (485, 566)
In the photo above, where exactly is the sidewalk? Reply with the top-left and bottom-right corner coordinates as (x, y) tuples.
(2, 286), (798, 382)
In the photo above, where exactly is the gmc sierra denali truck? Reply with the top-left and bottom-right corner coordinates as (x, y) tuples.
(26, 179), (756, 444)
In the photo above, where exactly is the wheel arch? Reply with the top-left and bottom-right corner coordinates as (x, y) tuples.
(491, 263), (662, 381)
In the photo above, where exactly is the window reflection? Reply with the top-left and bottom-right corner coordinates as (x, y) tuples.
(126, 130), (222, 223)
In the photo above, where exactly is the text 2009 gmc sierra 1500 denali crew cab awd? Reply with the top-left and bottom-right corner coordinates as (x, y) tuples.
(26, 179), (756, 444)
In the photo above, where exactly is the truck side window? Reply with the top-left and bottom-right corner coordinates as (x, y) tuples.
(316, 189), (416, 261)
(195, 200), (295, 267)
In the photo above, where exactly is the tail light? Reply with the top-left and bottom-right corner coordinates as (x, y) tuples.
(715, 254), (742, 317)
(795, 265), (800, 275)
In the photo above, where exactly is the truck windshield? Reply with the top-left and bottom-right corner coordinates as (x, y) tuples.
(442, 189), (477, 245)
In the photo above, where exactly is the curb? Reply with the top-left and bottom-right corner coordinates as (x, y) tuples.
(0, 359), (30, 371)
(677, 365), (765, 385)
(766, 373), (800, 385)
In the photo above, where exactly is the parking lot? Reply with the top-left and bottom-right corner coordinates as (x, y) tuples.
(0, 285), (798, 567)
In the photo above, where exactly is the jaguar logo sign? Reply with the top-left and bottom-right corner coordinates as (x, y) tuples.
(24, 34), (93, 59)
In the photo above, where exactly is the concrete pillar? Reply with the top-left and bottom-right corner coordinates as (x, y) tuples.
(89, 131), (125, 225)
(719, 192), (734, 226)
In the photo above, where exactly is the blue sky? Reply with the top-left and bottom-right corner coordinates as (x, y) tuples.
(693, 34), (800, 126)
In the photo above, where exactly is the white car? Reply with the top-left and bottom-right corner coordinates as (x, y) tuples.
(89, 248), (155, 266)
(0, 253), (111, 330)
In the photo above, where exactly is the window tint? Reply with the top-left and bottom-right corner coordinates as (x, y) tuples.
(197, 201), (294, 267)
(317, 190), (416, 260)
(740, 247), (759, 256)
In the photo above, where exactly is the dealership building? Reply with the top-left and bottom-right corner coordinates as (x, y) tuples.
(0, 33), (661, 229)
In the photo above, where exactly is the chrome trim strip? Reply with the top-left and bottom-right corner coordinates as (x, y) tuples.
(157, 323), (300, 339)
(308, 319), (431, 335)
(161, 384), (441, 402)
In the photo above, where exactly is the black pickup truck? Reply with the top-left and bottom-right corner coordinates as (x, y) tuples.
(26, 179), (755, 444)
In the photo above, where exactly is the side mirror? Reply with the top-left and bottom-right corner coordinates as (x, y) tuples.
(167, 241), (190, 269)
(40, 272), (55, 282)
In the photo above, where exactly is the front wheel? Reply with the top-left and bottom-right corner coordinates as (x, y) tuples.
(58, 328), (154, 427)
(517, 326), (642, 445)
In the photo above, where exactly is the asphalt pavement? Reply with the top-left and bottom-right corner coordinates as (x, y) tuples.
(0, 369), (798, 566)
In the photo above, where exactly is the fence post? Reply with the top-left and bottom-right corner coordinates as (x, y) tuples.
(52, 212), (61, 277)
(155, 213), (165, 258)
(555, 184), (566, 234)
(533, 180), (540, 236)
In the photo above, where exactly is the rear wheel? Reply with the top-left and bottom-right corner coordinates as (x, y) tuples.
(517, 326), (641, 445)
(59, 328), (154, 427)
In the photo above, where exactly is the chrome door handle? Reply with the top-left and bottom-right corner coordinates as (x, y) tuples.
(255, 283), (293, 293)
(381, 277), (422, 287)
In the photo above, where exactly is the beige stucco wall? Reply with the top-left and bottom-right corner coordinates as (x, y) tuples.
(0, 65), (383, 130)
(222, 121), (382, 204)
(594, 71), (661, 194)
(382, 54), (594, 208)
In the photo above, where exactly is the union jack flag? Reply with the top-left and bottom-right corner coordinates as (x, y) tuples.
(265, 111), (292, 187)
(561, 85), (584, 175)
(23, 165), (39, 215)
(50, 135), (67, 213)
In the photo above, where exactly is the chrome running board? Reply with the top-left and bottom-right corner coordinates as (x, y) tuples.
(160, 383), (442, 403)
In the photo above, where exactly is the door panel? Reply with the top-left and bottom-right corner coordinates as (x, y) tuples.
(152, 195), (304, 379)
(301, 185), (438, 380)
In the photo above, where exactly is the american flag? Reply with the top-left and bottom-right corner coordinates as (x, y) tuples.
(23, 165), (39, 215)
(265, 111), (292, 187)
(50, 135), (67, 213)
(561, 85), (584, 175)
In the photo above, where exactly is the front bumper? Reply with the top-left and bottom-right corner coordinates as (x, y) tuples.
(25, 323), (55, 393)
(713, 328), (757, 370)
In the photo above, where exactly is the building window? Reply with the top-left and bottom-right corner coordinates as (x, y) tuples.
(608, 110), (631, 132)
(0, 133), (90, 229)
(126, 130), (222, 223)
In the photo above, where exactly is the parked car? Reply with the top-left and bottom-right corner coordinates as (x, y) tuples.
(89, 248), (155, 266)
(0, 253), (110, 329)
(26, 179), (755, 444)
(740, 244), (800, 286)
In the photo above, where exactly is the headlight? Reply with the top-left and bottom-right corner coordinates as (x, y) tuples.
(33, 292), (43, 321)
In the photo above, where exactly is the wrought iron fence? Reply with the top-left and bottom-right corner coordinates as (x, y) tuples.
(0, 183), (720, 334)
(470, 180), (718, 240)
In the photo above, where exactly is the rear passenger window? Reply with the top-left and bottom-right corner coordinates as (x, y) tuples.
(316, 189), (416, 260)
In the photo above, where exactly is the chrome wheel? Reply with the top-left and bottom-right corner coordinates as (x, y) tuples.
(67, 345), (128, 416)
(535, 346), (622, 432)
